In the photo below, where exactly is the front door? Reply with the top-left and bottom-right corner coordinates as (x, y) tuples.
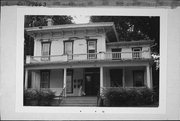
(110, 69), (123, 87)
(85, 68), (100, 96)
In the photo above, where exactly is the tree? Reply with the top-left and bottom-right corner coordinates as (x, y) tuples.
(24, 15), (73, 28)
(90, 16), (159, 54)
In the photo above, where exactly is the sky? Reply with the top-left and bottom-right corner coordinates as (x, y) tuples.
(71, 15), (90, 24)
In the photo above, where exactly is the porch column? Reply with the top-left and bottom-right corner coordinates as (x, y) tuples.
(100, 66), (104, 94)
(146, 65), (151, 88)
(24, 69), (28, 89)
(63, 68), (67, 97)
(122, 67), (125, 87)
(150, 66), (153, 89)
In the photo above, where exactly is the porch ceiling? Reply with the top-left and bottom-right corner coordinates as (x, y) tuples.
(24, 59), (153, 70)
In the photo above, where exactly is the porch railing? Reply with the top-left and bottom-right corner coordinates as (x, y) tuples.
(58, 86), (66, 104)
(26, 50), (151, 64)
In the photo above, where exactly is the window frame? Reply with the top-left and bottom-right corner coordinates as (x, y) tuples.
(132, 47), (142, 59)
(87, 39), (97, 59)
(41, 41), (51, 61)
(40, 70), (50, 88)
(63, 40), (74, 60)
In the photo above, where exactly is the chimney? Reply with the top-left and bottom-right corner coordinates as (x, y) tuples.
(47, 18), (54, 26)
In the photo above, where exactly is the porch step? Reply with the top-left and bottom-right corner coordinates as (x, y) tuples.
(60, 96), (97, 106)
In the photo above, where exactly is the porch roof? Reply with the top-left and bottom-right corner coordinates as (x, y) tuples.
(24, 58), (153, 70)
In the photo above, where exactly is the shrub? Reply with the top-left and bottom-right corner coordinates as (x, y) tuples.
(24, 89), (55, 106)
(38, 89), (56, 106)
(102, 87), (155, 107)
(24, 89), (39, 106)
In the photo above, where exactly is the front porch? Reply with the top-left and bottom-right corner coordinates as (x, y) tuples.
(24, 61), (153, 106)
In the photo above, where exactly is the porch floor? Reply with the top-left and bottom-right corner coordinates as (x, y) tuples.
(52, 96), (97, 107)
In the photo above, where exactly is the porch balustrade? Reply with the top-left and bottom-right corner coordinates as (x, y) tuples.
(26, 50), (151, 64)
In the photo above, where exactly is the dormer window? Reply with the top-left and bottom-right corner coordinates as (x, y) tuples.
(132, 47), (142, 59)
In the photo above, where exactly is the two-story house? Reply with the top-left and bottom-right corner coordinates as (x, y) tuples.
(24, 20), (154, 105)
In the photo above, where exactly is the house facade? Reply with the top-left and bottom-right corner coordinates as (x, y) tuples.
(24, 21), (154, 98)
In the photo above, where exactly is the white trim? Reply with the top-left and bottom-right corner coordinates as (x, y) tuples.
(100, 66), (103, 93)
(24, 69), (28, 89)
(146, 65), (151, 88)
(63, 68), (67, 97)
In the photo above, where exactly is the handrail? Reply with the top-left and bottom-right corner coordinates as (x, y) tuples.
(97, 89), (103, 107)
(29, 50), (149, 58)
(58, 86), (66, 104)
(27, 50), (151, 64)
(30, 54), (65, 58)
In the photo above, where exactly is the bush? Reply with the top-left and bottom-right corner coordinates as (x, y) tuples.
(38, 89), (56, 106)
(24, 89), (55, 106)
(24, 89), (39, 106)
(102, 87), (155, 107)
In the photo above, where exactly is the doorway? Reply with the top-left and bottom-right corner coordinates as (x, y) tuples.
(110, 69), (123, 87)
(85, 68), (100, 96)
(133, 70), (144, 87)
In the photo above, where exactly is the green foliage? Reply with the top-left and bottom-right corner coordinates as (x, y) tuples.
(102, 87), (156, 107)
(24, 89), (38, 100)
(38, 89), (56, 104)
(24, 89), (56, 106)
(24, 15), (73, 28)
(90, 16), (160, 53)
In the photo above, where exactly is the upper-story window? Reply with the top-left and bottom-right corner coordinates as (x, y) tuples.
(87, 39), (97, 59)
(64, 41), (73, 60)
(111, 48), (121, 60)
(132, 47), (142, 59)
(41, 42), (51, 61)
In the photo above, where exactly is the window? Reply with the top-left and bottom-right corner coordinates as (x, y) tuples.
(40, 70), (50, 88)
(87, 40), (97, 59)
(132, 47), (142, 59)
(66, 70), (73, 93)
(111, 48), (121, 60)
(64, 41), (73, 60)
(133, 70), (144, 87)
(41, 42), (51, 61)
